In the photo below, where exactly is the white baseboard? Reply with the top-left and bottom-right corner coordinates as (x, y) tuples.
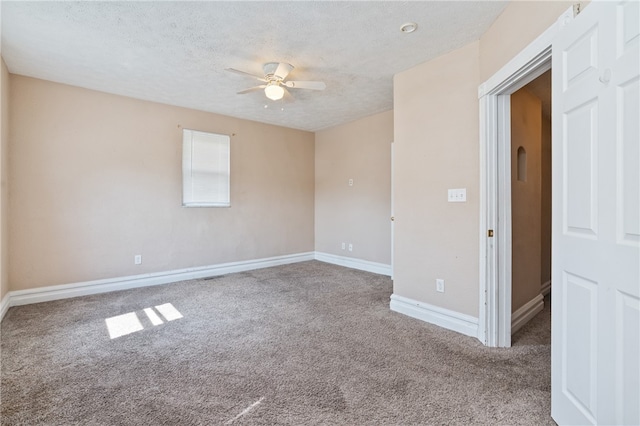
(541, 280), (551, 296)
(1, 252), (315, 320)
(0, 292), (9, 321)
(0, 251), (390, 323)
(511, 293), (544, 334)
(389, 294), (479, 338)
(314, 252), (392, 276)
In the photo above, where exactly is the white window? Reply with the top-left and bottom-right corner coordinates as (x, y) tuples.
(182, 129), (230, 207)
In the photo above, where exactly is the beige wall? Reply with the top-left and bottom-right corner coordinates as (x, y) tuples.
(479, 1), (578, 81)
(511, 88), (542, 313)
(392, 1), (575, 320)
(393, 42), (480, 316)
(0, 59), (8, 301)
(9, 76), (314, 291)
(315, 111), (392, 265)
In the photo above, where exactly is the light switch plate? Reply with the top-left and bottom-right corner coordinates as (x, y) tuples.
(448, 188), (467, 202)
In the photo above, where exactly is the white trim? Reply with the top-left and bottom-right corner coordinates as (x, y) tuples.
(478, 94), (497, 346)
(389, 294), (479, 338)
(478, 6), (574, 348)
(0, 293), (9, 321)
(541, 280), (551, 296)
(496, 93), (515, 348)
(511, 294), (544, 334)
(390, 140), (395, 281)
(0, 251), (394, 323)
(2, 252), (315, 314)
(314, 252), (392, 276)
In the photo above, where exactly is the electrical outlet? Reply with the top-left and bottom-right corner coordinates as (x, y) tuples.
(348, 243), (353, 252)
(341, 242), (346, 250)
(348, 178), (354, 186)
(436, 279), (445, 293)
(134, 255), (142, 265)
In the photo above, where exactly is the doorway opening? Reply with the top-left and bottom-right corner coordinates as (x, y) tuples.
(510, 71), (552, 341)
(478, 54), (552, 348)
(477, 5), (574, 348)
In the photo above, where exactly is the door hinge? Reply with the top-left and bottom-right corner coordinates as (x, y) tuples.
(573, 3), (581, 17)
(488, 229), (494, 238)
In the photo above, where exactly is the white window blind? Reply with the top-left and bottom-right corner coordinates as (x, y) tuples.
(182, 129), (230, 207)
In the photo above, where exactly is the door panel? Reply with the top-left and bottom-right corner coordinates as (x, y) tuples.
(611, 3), (640, 425)
(564, 99), (598, 237)
(563, 26), (599, 90)
(616, 291), (639, 424)
(617, 0), (639, 55)
(617, 69), (639, 246)
(552, 1), (639, 424)
(561, 272), (598, 423)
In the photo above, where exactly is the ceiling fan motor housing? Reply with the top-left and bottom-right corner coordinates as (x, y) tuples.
(263, 62), (294, 81)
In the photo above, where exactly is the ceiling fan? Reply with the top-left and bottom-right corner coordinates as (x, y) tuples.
(226, 62), (326, 101)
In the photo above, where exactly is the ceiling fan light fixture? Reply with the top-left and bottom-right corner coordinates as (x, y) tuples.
(264, 83), (284, 101)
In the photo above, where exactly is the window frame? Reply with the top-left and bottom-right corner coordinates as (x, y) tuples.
(181, 128), (231, 208)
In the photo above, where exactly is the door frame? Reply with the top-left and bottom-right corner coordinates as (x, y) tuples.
(478, 6), (575, 347)
(391, 140), (395, 280)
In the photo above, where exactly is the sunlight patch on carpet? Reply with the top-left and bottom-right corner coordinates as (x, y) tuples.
(105, 312), (143, 339)
(144, 308), (164, 325)
(105, 303), (183, 339)
(155, 303), (183, 321)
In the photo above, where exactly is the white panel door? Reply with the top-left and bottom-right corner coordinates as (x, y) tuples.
(552, 1), (639, 425)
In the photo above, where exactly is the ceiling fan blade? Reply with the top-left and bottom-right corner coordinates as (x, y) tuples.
(237, 85), (267, 94)
(226, 68), (267, 82)
(282, 87), (295, 103)
(283, 81), (326, 90)
(274, 62), (294, 80)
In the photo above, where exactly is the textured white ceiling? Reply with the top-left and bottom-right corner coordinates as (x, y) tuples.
(1, 1), (507, 132)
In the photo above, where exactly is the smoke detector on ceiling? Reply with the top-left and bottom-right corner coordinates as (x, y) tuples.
(400, 22), (418, 33)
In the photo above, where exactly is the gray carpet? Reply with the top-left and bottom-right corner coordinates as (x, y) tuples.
(1, 261), (553, 425)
